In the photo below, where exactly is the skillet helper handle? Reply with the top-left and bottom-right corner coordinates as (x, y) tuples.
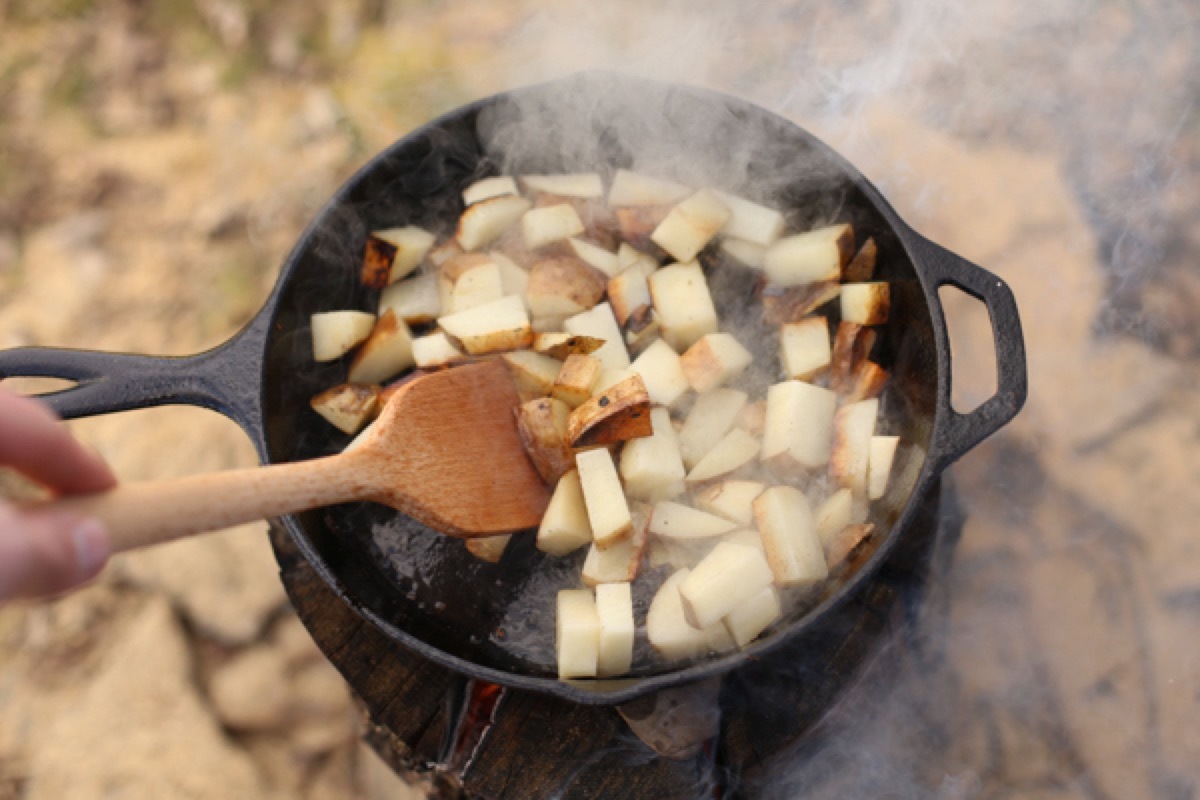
(912, 235), (1028, 470)
(19, 451), (369, 553)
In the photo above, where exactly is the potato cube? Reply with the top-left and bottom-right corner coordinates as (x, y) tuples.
(646, 570), (708, 659)
(713, 191), (785, 246)
(582, 505), (650, 587)
(761, 380), (837, 472)
(607, 169), (691, 207)
(595, 582), (635, 677)
(576, 448), (633, 550)
(649, 502), (738, 540)
(533, 332), (605, 360)
(521, 173), (604, 198)
(619, 407), (686, 502)
(412, 331), (464, 368)
(438, 295), (532, 355)
(361, 226), (436, 288)
(428, 238), (464, 267)
(752, 486), (828, 587)
(623, 306), (660, 356)
(502, 350), (563, 398)
(830, 398), (879, 494)
(451, 262), (506, 313)
(694, 480), (765, 527)
(650, 189), (731, 263)
(760, 281), (841, 325)
(564, 303), (631, 370)
(568, 237), (620, 277)
(680, 333), (753, 393)
(616, 206), (671, 249)
(463, 175), (518, 206)
(678, 388), (747, 469)
(523, 204), (585, 251)
(556, 589), (600, 679)
(379, 273), (441, 326)
(868, 435), (900, 500)
(457, 195), (531, 251)
(629, 339), (690, 408)
(465, 534), (511, 564)
(617, 242), (659, 277)
(538, 470), (593, 556)
(310, 383), (380, 435)
(608, 268), (652, 326)
(763, 224), (854, 286)
(679, 541), (774, 629)
(840, 282), (890, 325)
(723, 586), (781, 648)
(593, 368), (636, 394)
(845, 360), (889, 403)
(829, 322), (878, 392)
(347, 311), (415, 384)
(552, 354), (603, 408)
(489, 251), (530, 299)
(815, 487), (855, 547)
(648, 262), (719, 352)
(720, 238), (766, 269)
(311, 311), (375, 362)
(843, 237), (877, 283)
(780, 317), (832, 381)
(514, 397), (573, 484)
(685, 428), (760, 484)
(826, 523), (875, 571)
(566, 374), (652, 448)
(525, 257), (606, 318)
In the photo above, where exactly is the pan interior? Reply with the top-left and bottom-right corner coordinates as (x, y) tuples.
(262, 75), (937, 682)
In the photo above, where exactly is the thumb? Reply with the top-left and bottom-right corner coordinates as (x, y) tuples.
(0, 508), (112, 601)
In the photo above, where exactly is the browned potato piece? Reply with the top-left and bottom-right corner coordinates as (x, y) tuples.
(566, 374), (653, 448)
(533, 333), (605, 360)
(843, 237), (877, 283)
(845, 361), (889, 403)
(829, 322), (878, 393)
(347, 310), (415, 384)
(428, 238), (464, 267)
(840, 283), (890, 325)
(361, 235), (396, 289)
(465, 534), (512, 563)
(514, 397), (573, 484)
(311, 383), (380, 435)
(738, 401), (767, 437)
(616, 206), (671, 250)
(760, 281), (841, 326)
(440, 252), (495, 282)
(608, 268), (651, 326)
(526, 257), (607, 318)
(552, 354), (603, 408)
(622, 306), (660, 356)
(825, 523), (875, 572)
(581, 503), (650, 587)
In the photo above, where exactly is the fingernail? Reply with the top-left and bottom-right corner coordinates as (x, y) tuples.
(71, 519), (112, 579)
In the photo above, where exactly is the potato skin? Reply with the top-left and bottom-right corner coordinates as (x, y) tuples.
(566, 375), (653, 448)
(514, 397), (574, 484)
(526, 257), (607, 316)
(361, 235), (398, 289)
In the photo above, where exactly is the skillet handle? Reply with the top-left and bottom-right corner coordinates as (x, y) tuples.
(0, 312), (269, 449)
(909, 234), (1028, 470)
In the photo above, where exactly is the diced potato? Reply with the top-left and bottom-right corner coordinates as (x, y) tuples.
(685, 428), (760, 483)
(463, 175), (518, 206)
(568, 237), (620, 277)
(620, 407), (687, 502)
(428, 238), (464, 267)
(723, 586), (782, 648)
(465, 534), (512, 563)
(310, 383), (380, 435)
(566, 375), (652, 448)
(826, 523), (875, 571)
(722, 528), (766, 553)
(680, 333), (754, 393)
(502, 350), (563, 398)
(564, 303), (631, 370)
(576, 448), (633, 550)
(763, 224), (854, 287)
(720, 238), (766, 269)
(538, 470), (593, 556)
(608, 268), (652, 327)
(361, 226), (436, 288)
(737, 401), (767, 437)
(595, 582), (635, 677)
(311, 311), (375, 362)
(438, 295), (532, 354)
(452, 262), (506, 312)
(489, 251), (530, 299)
(532, 316), (568, 334)
(593, 367), (636, 394)
(830, 398), (879, 494)
(845, 360), (889, 403)
(629, 339), (690, 408)
(582, 505), (650, 587)
(694, 481), (766, 527)
(760, 281), (841, 325)
(616, 207), (671, 249)
(457, 194), (532, 251)
(650, 189), (731, 263)
(678, 388), (748, 469)
(521, 173), (604, 198)
(533, 332), (605, 360)
(347, 310), (415, 384)
(829, 322), (877, 392)
(623, 306), (660, 356)
(379, 273), (441, 326)
(713, 191), (785, 246)
(556, 589), (600, 679)
(552, 354), (602, 408)
(868, 435), (900, 500)
(843, 237), (877, 283)
(525, 257), (606, 318)
(761, 380), (837, 472)
(646, 570), (709, 659)
(649, 502), (738, 540)
(412, 331), (464, 368)
(679, 541), (774, 629)
(523, 204), (585, 251)
(514, 397), (573, 484)
(608, 169), (691, 207)
(752, 486), (828, 587)
(617, 243), (660, 277)
(646, 537), (712, 572)
(815, 487), (855, 547)
(780, 317), (832, 381)
(840, 282), (890, 325)
(647, 262), (719, 352)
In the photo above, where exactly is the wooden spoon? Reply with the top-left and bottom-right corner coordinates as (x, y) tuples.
(24, 359), (551, 552)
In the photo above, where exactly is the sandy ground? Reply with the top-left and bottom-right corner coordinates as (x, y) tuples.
(1, 0), (1198, 797)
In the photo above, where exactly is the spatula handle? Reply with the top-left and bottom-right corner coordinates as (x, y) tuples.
(19, 452), (367, 553)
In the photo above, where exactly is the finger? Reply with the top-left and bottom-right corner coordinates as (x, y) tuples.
(0, 391), (115, 494)
(0, 507), (112, 601)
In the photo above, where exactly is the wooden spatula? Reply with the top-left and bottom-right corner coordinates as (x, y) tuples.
(24, 359), (552, 552)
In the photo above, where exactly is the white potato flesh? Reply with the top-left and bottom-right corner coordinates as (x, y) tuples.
(695, 481), (766, 527)
(680, 333), (754, 393)
(451, 262), (506, 313)
(629, 339), (690, 408)
(646, 537), (712, 572)
(582, 506), (648, 586)
(649, 502), (738, 540)
(713, 191), (785, 246)
(617, 243), (659, 277)
(647, 262), (719, 352)
(502, 350), (563, 397)
(723, 586), (782, 648)
(840, 282), (891, 325)
(569, 237), (620, 277)
(868, 435), (900, 500)
(646, 569), (731, 659)
(830, 398), (879, 494)
(379, 273), (441, 325)
(679, 541), (775, 629)
(347, 313), (415, 384)
(753, 486), (828, 587)
(720, 238), (766, 269)
(685, 428), (760, 483)
(538, 470), (593, 556)
(438, 295), (532, 354)
(722, 528), (766, 553)
(595, 582), (635, 677)
(552, 354), (602, 408)
(763, 224), (850, 286)
(650, 189), (731, 263)
(576, 448), (633, 550)
(608, 268), (652, 326)
(311, 311), (376, 362)
(521, 173), (605, 198)
(463, 175), (518, 206)
(564, 303), (631, 370)
(522, 204), (585, 251)
(761, 380), (838, 471)
(620, 407), (686, 502)
(412, 331), (463, 368)
(311, 384), (378, 435)
(608, 169), (691, 207)
(489, 251), (530, 300)
(678, 388), (748, 469)
(373, 226), (436, 284)
(532, 316), (569, 333)
(457, 195), (531, 251)
(780, 317), (832, 381)
(556, 589), (600, 679)
(815, 487), (855, 547)
(593, 367), (637, 395)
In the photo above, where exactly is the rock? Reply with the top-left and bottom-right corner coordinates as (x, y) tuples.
(210, 646), (292, 731)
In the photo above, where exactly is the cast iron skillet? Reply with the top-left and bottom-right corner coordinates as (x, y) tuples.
(0, 73), (1025, 704)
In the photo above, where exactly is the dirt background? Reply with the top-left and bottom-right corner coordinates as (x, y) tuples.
(1, 0), (1198, 798)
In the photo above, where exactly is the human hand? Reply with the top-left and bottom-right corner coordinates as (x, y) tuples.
(0, 389), (115, 602)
